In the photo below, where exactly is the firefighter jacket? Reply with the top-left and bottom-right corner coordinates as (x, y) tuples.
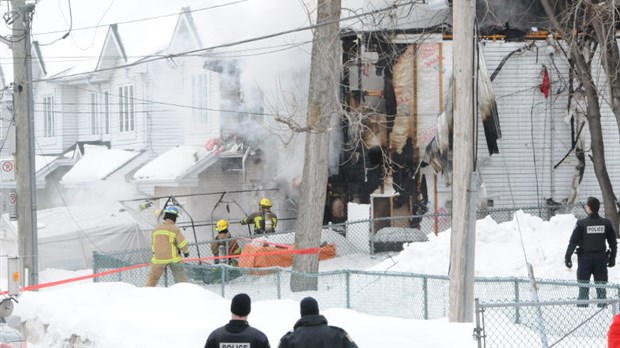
(205, 320), (271, 348)
(278, 314), (358, 348)
(242, 209), (278, 234)
(150, 219), (189, 264)
(565, 213), (618, 259)
(210, 230), (241, 256)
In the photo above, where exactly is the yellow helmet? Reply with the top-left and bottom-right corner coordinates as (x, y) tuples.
(259, 198), (272, 208)
(215, 219), (229, 232)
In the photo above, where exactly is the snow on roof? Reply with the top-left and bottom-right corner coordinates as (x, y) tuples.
(61, 145), (140, 183)
(35, 155), (59, 172)
(133, 145), (215, 181)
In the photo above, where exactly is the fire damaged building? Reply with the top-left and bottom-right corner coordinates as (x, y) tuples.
(325, 2), (620, 236)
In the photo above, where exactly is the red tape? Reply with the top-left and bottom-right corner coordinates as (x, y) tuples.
(1, 247), (321, 294)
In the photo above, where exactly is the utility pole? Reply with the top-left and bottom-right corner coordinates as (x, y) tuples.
(12, 0), (38, 287)
(448, 0), (476, 322)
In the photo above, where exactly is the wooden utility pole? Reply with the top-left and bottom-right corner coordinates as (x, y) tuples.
(448, 0), (476, 322)
(12, 0), (38, 287)
(290, 0), (341, 292)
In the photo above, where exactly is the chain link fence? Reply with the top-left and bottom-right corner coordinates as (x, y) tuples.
(93, 251), (620, 321)
(91, 202), (618, 346)
(475, 298), (620, 348)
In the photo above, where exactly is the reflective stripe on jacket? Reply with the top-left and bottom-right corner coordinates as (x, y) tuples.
(243, 210), (278, 233)
(151, 220), (189, 264)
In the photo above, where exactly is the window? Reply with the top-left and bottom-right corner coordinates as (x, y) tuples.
(43, 96), (54, 137)
(104, 91), (110, 134)
(192, 74), (209, 124)
(118, 85), (134, 132)
(90, 92), (98, 135)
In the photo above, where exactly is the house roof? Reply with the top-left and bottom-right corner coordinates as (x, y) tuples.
(133, 145), (218, 187)
(60, 145), (146, 186)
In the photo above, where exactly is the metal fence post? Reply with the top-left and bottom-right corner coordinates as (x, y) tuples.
(473, 298), (483, 348)
(277, 268), (281, 300)
(220, 266), (226, 297)
(369, 221), (375, 255)
(93, 252), (99, 283)
(514, 279), (520, 324)
(346, 271), (351, 309)
(164, 267), (169, 287)
(423, 276), (428, 320)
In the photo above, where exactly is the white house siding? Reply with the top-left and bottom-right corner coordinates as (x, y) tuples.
(76, 85), (103, 143)
(478, 41), (563, 208)
(477, 40), (620, 209)
(106, 67), (147, 151)
(31, 82), (71, 154)
(183, 58), (222, 146)
(142, 59), (185, 155)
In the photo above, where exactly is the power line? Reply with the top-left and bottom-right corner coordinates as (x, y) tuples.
(32, 1), (417, 83)
(30, 0), (248, 37)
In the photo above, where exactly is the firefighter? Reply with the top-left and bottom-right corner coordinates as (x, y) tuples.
(565, 196), (617, 305)
(241, 198), (278, 235)
(210, 219), (241, 265)
(144, 205), (190, 287)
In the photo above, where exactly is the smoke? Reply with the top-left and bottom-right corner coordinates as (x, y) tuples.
(476, 0), (549, 31)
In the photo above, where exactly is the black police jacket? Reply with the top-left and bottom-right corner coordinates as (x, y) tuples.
(566, 213), (617, 259)
(205, 320), (270, 348)
(278, 314), (358, 348)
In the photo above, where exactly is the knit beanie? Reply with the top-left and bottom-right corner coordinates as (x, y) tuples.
(231, 293), (251, 317)
(300, 297), (319, 316)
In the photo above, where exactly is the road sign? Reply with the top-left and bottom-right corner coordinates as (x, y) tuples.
(0, 160), (15, 181)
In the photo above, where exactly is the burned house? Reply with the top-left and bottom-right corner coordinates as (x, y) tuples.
(327, 2), (620, 234)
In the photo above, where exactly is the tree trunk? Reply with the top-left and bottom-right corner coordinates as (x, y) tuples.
(590, 5), (620, 233)
(589, 0), (620, 135)
(290, 0), (341, 292)
(572, 47), (620, 234)
(540, 0), (620, 234)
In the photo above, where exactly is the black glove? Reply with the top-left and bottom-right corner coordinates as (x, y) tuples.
(183, 252), (190, 258)
(565, 257), (572, 269)
(609, 258), (616, 268)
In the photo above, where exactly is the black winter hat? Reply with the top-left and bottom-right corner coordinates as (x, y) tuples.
(587, 196), (600, 213)
(231, 293), (251, 317)
(300, 297), (319, 316)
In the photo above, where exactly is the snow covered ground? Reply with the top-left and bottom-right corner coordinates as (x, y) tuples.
(5, 210), (619, 347)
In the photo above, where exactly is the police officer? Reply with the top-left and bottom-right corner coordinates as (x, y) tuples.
(278, 297), (358, 348)
(205, 293), (270, 348)
(241, 198), (278, 235)
(565, 196), (617, 303)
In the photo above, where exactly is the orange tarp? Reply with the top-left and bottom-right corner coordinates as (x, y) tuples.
(238, 243), (336, 269)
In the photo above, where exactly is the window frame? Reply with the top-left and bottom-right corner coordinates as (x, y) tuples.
(43, 96), (55, 137)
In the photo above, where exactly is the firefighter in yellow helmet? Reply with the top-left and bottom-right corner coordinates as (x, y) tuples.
(211, 219), (241, 265)
(145, 205), (190, 287)
(241, 198), (278, 235)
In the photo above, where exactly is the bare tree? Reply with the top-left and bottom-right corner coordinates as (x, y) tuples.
(541, 0), (620, 233)
(290, 0), (341, 292)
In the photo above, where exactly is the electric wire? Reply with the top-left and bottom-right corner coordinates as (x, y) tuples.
(31, 0), (248, 37)
(36, 0), (72, 46)
(31, 1), (418, 83)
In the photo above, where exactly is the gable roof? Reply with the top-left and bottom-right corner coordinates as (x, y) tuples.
(168, 7), (202, 54)
(133, 145), (218, 187)
(60, 145), (148, 186)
